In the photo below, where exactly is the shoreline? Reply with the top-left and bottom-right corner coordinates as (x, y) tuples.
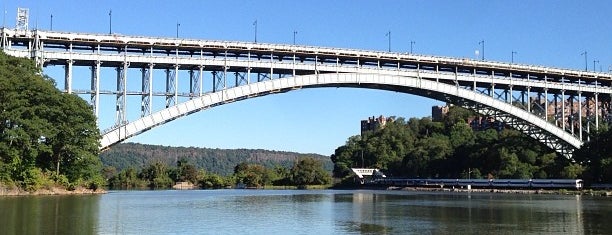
(0, 186), (106, 196)
(387, 186), (612, 196)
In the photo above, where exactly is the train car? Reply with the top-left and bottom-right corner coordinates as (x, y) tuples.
(490, 179), (531, 188)
(530, 179), (582, 190)
(457, 179), (492, 188)
(369, 178), (583, 190)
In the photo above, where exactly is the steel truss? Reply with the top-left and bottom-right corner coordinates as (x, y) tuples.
(1, 28), (611, 155)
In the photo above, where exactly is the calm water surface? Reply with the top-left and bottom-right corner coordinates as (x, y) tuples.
(0, 189), (610, 234)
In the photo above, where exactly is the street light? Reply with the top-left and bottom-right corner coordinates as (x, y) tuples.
(253, 20), (257, 43)
(581, 51), (587, 71)
(511, 51), (517, 63)
(478, 40), (485, 60)
(50, 14), (53, 30)
(176, 22), (180, 38)
(293, 30), (297, 45)
(593, 60), (599, 72)
(385, 30), (391, 52)
(410, 41), (415, 54)
(108, 9), (112, 34)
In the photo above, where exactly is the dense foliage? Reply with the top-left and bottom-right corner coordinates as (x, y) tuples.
(108, 156), (331, 189)
(0, 52), (102, 191)
(331, 106), (583, 181)
(573, 126), (612, 184)
(100, 143), (333, 175)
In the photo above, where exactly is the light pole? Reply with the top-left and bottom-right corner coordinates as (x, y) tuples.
(593, 60), (599, 72)
(581, 51), (587, 71)
(293, 30), (297, 45)
(478, 40), (485, 60)
(50, 14), (53, 30)
(385, 30), (391, 52)
(511, 51), (517, 63)
(108, 9), (112, 34)
(253, 20), (257, 43)
(410, 41), (415, 54)
(176, 22), (180, 38)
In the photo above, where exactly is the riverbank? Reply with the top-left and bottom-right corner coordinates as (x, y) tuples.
(387, 186), (612, 196)
(0, 186), (106, 196)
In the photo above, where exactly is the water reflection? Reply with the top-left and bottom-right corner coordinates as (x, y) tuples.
(0, 195), (99, 235)
(1, 190), (611, 234)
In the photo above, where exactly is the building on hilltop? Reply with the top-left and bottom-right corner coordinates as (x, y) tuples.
(432, 105), (450, 122)
(361, 115), (394, 135)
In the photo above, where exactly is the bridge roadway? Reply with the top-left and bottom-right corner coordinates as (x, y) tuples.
(1, 28), (611, 158)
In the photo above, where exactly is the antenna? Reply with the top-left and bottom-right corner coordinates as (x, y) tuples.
(16, 8), (29, 30)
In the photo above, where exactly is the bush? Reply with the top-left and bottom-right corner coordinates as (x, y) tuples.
(87, 174), (106, 191)
(21, 168), (54, 191)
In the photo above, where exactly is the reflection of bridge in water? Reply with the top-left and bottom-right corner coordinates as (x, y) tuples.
(1, 28), (611, 157)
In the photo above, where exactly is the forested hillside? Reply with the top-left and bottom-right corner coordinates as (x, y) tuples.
(331, 106), (587, 181)
(100, 143), (333, 176)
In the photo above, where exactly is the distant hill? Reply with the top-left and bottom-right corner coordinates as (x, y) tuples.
(99, 143), (333, 176)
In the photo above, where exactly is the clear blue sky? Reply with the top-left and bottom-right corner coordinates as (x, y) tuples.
(3, 0), (611, 155)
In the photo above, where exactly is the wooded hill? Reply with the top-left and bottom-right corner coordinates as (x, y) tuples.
(100, 143), (333, 176)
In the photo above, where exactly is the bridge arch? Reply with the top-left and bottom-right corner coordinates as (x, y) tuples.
(101, 73), (581, 158)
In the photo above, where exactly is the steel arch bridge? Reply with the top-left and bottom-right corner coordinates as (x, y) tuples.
(2, 28), (611, 158)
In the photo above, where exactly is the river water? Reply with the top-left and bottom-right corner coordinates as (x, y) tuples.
(0, 189), (610, 234)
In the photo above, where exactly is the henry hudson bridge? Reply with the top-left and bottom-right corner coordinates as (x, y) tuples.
(1, 28), (611, 159)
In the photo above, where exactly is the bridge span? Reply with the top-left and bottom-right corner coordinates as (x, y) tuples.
(1, 28), (611, 158)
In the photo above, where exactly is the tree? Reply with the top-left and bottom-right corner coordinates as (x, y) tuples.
(233, 163), (270, 188)
(574, 127), (612, 183)
(290, 157), (331, 187)
(140, 161), (173, 189)
(0, 52), (102, 190)
(175, 158), (199, 184)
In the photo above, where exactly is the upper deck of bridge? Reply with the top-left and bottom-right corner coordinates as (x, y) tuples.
(2, 27), (611, 85)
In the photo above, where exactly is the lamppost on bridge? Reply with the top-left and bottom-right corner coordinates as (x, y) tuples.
(478, 40), (485, 60)
(410, 41), (415, 54)
(385, 30), (391, 52)
(581, 51), (587, 71)
(50, 14), (53, 30)
(593, 60), (599, 72)
(176, 22), (180, 38)
(253, 19), (257, 43)
(511, 51), (517, 63)
(293, 30), (298, 45)
(108, 9), (112, 34)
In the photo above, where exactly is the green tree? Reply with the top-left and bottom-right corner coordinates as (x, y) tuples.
(0, 52), (102, 190)
(574, 127), (612, 183)
(140, 161), (173, 189)
(290, 157), (331, 187)
(233, 163), (270, 188)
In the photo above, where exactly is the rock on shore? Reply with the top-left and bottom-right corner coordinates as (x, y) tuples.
(0, 186), (106, 196)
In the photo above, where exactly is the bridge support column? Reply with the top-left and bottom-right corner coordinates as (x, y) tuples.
(141, 63), (153, 116)
(561, 91), (566, 131)
(578, 92), (583, 141)
(586, 96), (591, 141)
(115, 62), (129, 126)
(595, 93), (599, 129)
(90, 61), (101, 119)
(189, 66), (202, 99)
(508, 85), (513, 104)
(165, 65), (179, 108)
(570, 95), (575, 135)
(553, 94), (559, 127)
(64, 59), (73, 93)
(544, 88), (549, 121)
